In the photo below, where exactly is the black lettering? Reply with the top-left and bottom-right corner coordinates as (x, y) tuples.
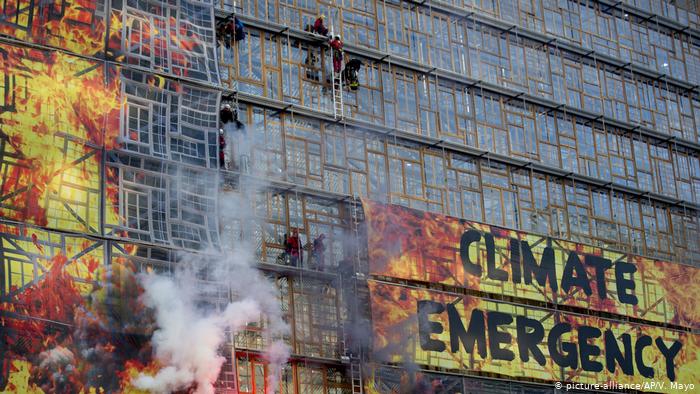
(655, 338), (682, 381)
(561, 252), (592, 296)
(447, 305), (487, 359)
(515, 316), (545, 365)
(584, 255), (612, 299)
(460, 230), (482, 277)
(548, 323), (578, 369)
(605, 331), (633, 376)
(578, 326), (603, 372)
(487, 311), (515, 361)
(615, 261), (639, 306)
(510, 238), (521, 284)
(485, 233), (508, 281)
(635, 335), (655, 378)
(521, 240), (558, 292)
(417, 300), (445, 352)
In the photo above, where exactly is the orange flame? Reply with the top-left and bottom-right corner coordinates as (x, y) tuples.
(363, 200), (700, 329)
(0, 42), (122, 230)
(0, 0), (107, 57)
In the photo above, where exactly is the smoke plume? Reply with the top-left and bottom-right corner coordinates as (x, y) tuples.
(134, 115), (289, 393)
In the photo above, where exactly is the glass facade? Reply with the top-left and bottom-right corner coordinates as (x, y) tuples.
(1, 0), (698, 392)
(216, 0), (700, 266)
(214, 0), (700, 391)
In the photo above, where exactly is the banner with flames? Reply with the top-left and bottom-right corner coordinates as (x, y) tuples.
(0, 38), (220, 391)
(362, 200), (700, 329)
(0, 41), (122, 234)
(0, 0), (109, 57)
(107, 0), (221, 84)
(363, 363), (467, 394)
(0, 0), (219, 83)
(0, 222), (159, 392)
(368, 281), (700, 391)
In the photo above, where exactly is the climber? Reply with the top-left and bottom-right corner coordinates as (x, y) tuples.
(311, 234), (326, 271)
(286, 228), (303, 267)
(218, 129), (226, 168)
(220, 103), (234, 124)
(311, 15), (328, 36)
(329, 35), (343, 74)
(234, 17), (245, 42)
(343, 58), (362, 90)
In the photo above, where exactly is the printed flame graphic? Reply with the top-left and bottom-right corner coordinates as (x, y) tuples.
(0, 239), (156, 393)
(0, 0), (107, 57)
(654, 260), (700, 327)
(0, 42), (122, 231)
(362, 199), (700, 329)
(368, 281), (700, 391)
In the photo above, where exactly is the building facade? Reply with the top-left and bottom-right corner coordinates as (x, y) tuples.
(0, 0), (699, 393)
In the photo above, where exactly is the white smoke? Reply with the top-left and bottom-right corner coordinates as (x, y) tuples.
(263, 340), (291, 391)
(132, 272), (267, 394)
(38, 346), (75, 370)
(134, 113), (290, 393)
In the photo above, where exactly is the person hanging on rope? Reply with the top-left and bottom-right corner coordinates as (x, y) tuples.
(329, 34), (344, 74)
(234, 17), (245, 42)
(217, 15), (245, 48)
(220, 103), (234, 124)
(343, 58), (362, 90)
(218, 129), (227, 168)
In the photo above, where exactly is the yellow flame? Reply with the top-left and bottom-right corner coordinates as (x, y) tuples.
(0, 43), (122, 231)
(0, 360), (44, 394)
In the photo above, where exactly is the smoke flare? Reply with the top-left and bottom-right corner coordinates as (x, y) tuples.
(133, 122), (289, 393)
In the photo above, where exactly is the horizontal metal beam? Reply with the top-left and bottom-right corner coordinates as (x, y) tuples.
(0, 35), (223, 92)
(595, 0), (700, 38)
(2, 24), (696, 210)
(408, 0), (699, 92)
(226, 12), (700, 153)
(232, 90), (700, 212)
(409, 0), (700, 57)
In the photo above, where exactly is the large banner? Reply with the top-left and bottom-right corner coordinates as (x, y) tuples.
(0, 222), (157, 392)
(368, 281), (700, 391)
(362, 200), (700, 329)
(0, 41), (122, 234)
(0, 0), (108, 57)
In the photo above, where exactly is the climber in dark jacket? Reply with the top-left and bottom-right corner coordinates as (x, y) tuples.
(220, 104), (234, 124)
(218, 129), (226, 168)
(343, 58), (362, 90)
(234, 17), (245, 41)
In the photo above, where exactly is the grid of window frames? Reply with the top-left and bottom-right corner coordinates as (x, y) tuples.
(225, 105), (700, 266)
(219, 0), (697, 391)
(229, 274), (341, 359)
(621, 0), (700, 29)
(234, 358), (349, 394)
(226, 64), (700, 206)
(219, 21), (700, 150)
(220, 0), (700, 91)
